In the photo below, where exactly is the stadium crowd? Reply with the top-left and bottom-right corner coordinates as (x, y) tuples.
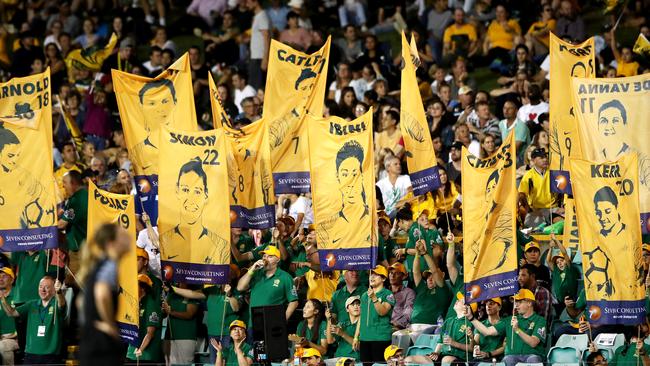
(0, 0), (649, 365)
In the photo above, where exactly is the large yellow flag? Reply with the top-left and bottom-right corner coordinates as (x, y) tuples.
(633, 33), (650, 57)
(0, 69), (57, 251)
(65, 33), (118, 80)
(307, 111), (376, 270)
(158, 127), (231, 283)
(562, 196), (580, 256)
(220, 119), (275, 229)
(570, 154), (644, 325)
(86, 180), (139, 344)
(462, 131), (518, 303)
(548, 33), (595, 195)
(570, 74), (650, 233)
(113, 53), (197, 223)
(264, 38), (330, 193)
(399, 32), (440, 196)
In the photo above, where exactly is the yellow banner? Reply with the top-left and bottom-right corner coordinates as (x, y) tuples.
(462, 131), (518, 303)
(562, 195), (580, 255)
(399, 32), (440, 196)
(112, 53), (198, 223)
(634, 33), (650, 57)
(0, 69), (58, 251)
(65, 33), (118, 80)
(264, 38), (330, 193)
(208, 72), (231, 130)
(86, 180), (139, 344)
(307, 111), (376, 270)
(570, 154), (644, 324)
(158, 127), (231, 283)
(548, 33), (595, 195)
(570, 74), (650, 233)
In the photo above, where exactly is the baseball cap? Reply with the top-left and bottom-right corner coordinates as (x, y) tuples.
(389, 262), (407, 275)
(345, 295), (361, 308)
(513, 289), (536, 302)
(371, 265), (388, 278)
(0, 267), (15, 279)
(458, 86), (473, 95)
(261, 245), (281, 258)
(307, 224), (316, 232)
(137, 274), (153, 288)
(525, 242), (540, 252)
(384, 345), (402, 361)
(488, 297), (502, 306)
(456, 292), (478, 312)
(422, 269), (433, 279)
(136, 247), (149, 260)
(335, 358), (355, 366)
(531, 148), (548, 159)
(229, 320), (247, 330)
(643, 244), (650, 252)
(450, 141), (464, 150)
(120, 37), (134, 49)
(301, 348), (321, 359)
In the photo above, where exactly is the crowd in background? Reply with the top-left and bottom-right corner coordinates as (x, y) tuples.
(0, 0), (649, 365)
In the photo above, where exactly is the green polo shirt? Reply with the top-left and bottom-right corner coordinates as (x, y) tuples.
(17, 297), (66, 355)
(0, 290), (16, 335)
(446, 264), (464, 319)
(297, 320), (326, 344)
(359, 287), (395, 342)
(495, 313), (546, 356)
(165, 291), (199, 340)
(412, 281), (451, 324)
(146, 270), (163, 307)
(438, 315), (473, 360)
(611, 343), (650, 366)
(334, 320), (360, 359)
(567, 289), (587, 322)
(62, 188), (88, 251)
(378, 235), (396, 263)
(12, 251), (58, 304)
(127, 295), (162, 361)
(477, 318), (506, 354)
(405, 225), (444, 273)
(330, 285), (367, 323)
(249, 268), (298, 308)
(551, 264), (579, 302)
(233, 234), (256, 266)
(205, 286), (241, 336)
(222, 342), (254, 366)
(291, 246), (310, 278)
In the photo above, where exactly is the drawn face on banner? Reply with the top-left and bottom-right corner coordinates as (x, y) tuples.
(0, 129), (20, 173)
(138, 79), (177, 134)
(336, 141), (365, 207)
(484, 169), (500, 210)
(176, 159), (208, 226)
(593, 186), (624, 237)
(597, 100), (627, 138)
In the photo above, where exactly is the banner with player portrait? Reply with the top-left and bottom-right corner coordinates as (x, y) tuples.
(87, 180), (138, 344)
(548, 33), (595, 195)
(570, 154), (645, 325)
(264, 38), (330, 193)
(158, 127), (231, 284)
(113, 53), (197, 224)
(307, 111), (377, 270)
(0, 69), (58, 251)
(562, 196), (580, 255)
(462, 131), (518, 303)
(570, 74), (650, 233)
(399, 32), (440, 196)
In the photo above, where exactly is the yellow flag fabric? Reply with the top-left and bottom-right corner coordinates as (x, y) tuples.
(562, 195), (580, 255)
(264, 38), (330, 193)
(58, 102), (84, 156)
(633, 33), (650, 57)
(220, 119), (276, 229)
(307, 111), (377, 270)
(400, 32), (440, 196)
(65, 33), (118, 80)
(113, 53), (197, 224)
(548, 33), (595, 195)
(0, 69), (57, 251)
(208, 72), (232, 130)
(462, 131), (518, 303)
(158, 127), (231, 283)
(86, 180), (139, 344)
(570, 154), (644, 325)
(570, 74), (650, 233)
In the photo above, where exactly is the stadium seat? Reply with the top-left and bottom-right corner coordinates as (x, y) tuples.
(476, 363), (505, 366)
(554, 333), (589, 352)
(414, 333), (440, 348)
(547, 346), (581, 365)
(406, 346), (434, 356)
(371, 363), (387, 366)
(514, 363), (544, 366)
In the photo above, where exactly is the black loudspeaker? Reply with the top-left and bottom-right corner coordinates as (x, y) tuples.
(252, 305), (289, 361)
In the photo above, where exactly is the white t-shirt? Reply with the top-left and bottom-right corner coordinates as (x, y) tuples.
(376, 175), (412, 215)
(250, 10), (270, 59)
(136, 227), (161, 280)
(329, 80), (342, 103)
(517, 102), (549, 124)
(234, 85), (257, 113)
(540, 54), (550, 80)
(289, 196), (314, 229)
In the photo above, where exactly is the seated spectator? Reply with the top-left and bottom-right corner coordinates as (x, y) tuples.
(518, 148), (555, 227)
(338, 86), (358, 119)
(469, 101), (501, 145)
(375, 111), (403, 157)
(432, 166), (460, 219)
(211, 320), (254, 366)
(442, 8), (478, 64)
(300, 348), (322, 366)
(518, 264), (552, 320)
(336, 26), (363, 64)
(295, 299), (328, 355)
(350, 63), (383, 101)
(388, 263), (415, 329)
(520, 242), (551, 290)
(186, 0), (227, 29)
(446, 141), (463, 182)
(498, 100), (530, 166)
(142, 46), (163, 76)
(376, 156), (411, 217)
(232, 71), (257, 113)
(325, 296), (361, 360)
(483, 5), (522, 66)
(468, 289), (546, 366)
(517, 84), (548, 126)
(479, 133), (498, 158)
(73, 18), (99, 48)
(427, 293), (475, 364)
(330, 270), (367, 324)
(499, 45), (542, 83)
(427, 0), (453, 63)
(454, 123), (481, 157)
(386, 345), (405, 366)
(203, 11), (240, 67)
(279, 11), (312, 52)
(525, 5), (556, 57)
(377, 215), (397, 266)
(473, 298), (506, 362)
(338, 0), (366, 29)
(555, 0), (585, 43)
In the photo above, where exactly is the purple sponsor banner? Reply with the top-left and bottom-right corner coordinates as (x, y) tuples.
(586, 300), (646, 325)
(134, 174), (158, 224)
(318, 247), (377, 271)
(410, 166), (441, 196)
(0, 226), (58, 251)
(550, 170), (573, 195)
(273, 171), (311, 194)
(161, 260), (230, 284)
(641, 212), (650, 234)
(230, 204), (276, 229)
(118, 322), (139, 346)
(464, 269), (519, 304)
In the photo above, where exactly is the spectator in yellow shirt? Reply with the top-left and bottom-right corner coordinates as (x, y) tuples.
(484, 5), (522, 63)
(525, 5), (556, 57)
(610, 27), (640, 77)
(54, 142), (85, 202)
(442, 8), (478, 64)
(518, 148), (556, 228)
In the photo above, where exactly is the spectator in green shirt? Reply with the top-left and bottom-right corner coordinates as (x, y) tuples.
(610, 329), (650, 366)
(428, 294), (475, 364)
(211, 320), (254, 366)
(547, 234), (579, 314)
(162, 283), (200, 365)
(330, 270), (367, 324)
(0, 267), (18, 364)
(126, 274), (162, 363)
(326, 296), (361, 360)
(473, 298), (506, 362)
(411, 239), (451, 325)
(359, 265), (395, 364)
(295, 298), (328, 355)
(57, 170), (88, 280)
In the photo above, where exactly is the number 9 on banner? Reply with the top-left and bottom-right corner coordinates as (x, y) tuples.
(118, 213), (130, 229)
